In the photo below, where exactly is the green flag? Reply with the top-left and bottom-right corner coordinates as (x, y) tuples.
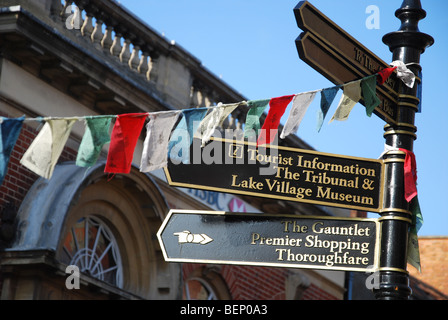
(244, 99), (270, 139)
(407, 196), (423, 272)
(361, 75), (381, 117)
(76, 116), (113, 168)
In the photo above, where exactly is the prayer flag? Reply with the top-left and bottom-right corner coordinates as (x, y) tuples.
(196, 103), (240, 146)
(330, 80), (362, 122)
(390, 60), (415, 88)
(317, 87), (339, 132)
(105, 113), (148, 174)
(244, 99), (270, 139)
(257, 95), (295, 145)
(417, 70), (422, 113)
(280, 92), (316, 139)
(377, 66), (397, 85)
(0, 116), (24, 186)
(76, 116), (113, 168)
(399, 148), (418, 202)
(361, 75), (381, 117)
(21, 118), (77, 179)
(168, 108), (208, 164)
(140, 110), (181, 172)
(408, 196), (423, 272)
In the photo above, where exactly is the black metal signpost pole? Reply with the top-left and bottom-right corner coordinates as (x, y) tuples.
(375, 0), (433, 300)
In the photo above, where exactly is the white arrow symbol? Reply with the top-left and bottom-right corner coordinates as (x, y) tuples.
(174, 231), (213, 245)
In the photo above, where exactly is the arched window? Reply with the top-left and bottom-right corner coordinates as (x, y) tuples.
(60, 216), (123, 288)
(10, 162), (182, 299)
(12, 162), (184, 299)
(183, 278), (217, 300)
(182, 266), (231, 300)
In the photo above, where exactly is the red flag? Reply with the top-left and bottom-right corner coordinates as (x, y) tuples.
(377, 66), (397, 85)
(105, 113), (148, 174)
(257, 95), (295, 145)
(399, 148), (418, 202)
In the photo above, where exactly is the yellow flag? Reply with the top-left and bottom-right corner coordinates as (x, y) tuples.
(330, 80), (362, 122)
(21, 119), (77, 179)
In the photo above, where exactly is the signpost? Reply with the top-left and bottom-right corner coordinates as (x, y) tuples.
(159, 0), (433, 300)
(158, 210), (380, 273)
(165, 137), (385, 212)
(293, 0), (433, 300)
(294, 1), (400, 124)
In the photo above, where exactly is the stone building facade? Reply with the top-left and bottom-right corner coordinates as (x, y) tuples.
(1, 0), (437, 301)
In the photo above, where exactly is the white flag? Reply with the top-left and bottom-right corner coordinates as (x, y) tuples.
(21, 118), (77, 179)
(390, 60), (415, 88)
(140, 111), (181, 172)
(195, 102), (240, 146)
(280, 91), (317, 139)
(330, 80), (362, 122)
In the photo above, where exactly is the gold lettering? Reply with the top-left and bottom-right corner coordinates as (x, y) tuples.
(247, 149), (293, 166)
(251, 233), (260, 245)
(316, 186), (374, 206)
(231, 175), (263, 190)
(282, 221), (308, 233)
(275, 166), (300, 180)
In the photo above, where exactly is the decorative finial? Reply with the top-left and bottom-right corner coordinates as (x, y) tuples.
(383, 0), (434, 56)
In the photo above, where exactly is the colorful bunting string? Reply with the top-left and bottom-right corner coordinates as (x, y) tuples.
(0, 62), (423, 270)
(0, 63), (411, 182)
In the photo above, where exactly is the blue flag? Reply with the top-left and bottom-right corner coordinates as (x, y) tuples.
(317, 87), (339, 132)
(0, 116), (25, 186)
(417, 70), (423, 113)
(168, 108), (208, 164)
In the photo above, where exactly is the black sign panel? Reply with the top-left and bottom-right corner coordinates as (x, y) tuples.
(165, 138), (385, 212)
(157, 210), (380, 272)
(294, 1), (399, 124)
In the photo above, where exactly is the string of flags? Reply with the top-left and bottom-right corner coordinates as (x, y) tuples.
(0, 61), (423, 270)
(0, 62), (417, 186)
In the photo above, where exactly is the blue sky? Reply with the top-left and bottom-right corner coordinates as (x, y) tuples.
(118, 0), (448, 236)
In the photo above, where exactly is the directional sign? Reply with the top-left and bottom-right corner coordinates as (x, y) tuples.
(174, 231), (213, 245)
(294, 1), (399, 124)
(165, 138), (385, 212)
(157, 210), (380, 272)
